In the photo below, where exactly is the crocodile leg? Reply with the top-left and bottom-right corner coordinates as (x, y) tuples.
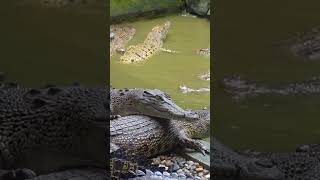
(160, 48), (180, 53)
(169, 124), (209, 155)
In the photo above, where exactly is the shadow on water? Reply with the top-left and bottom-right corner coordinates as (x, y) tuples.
(214, 0), (320, 152)
(0, 1), (107, 86)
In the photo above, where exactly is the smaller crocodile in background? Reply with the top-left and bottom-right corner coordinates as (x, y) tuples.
(179, 72), (210, 94)
(223, 75), (320, 100)
(119, 21), (176, 64)
(275, 26), (320, 60)
(110, 25), (136, 57)
(196, 48), (210, 57)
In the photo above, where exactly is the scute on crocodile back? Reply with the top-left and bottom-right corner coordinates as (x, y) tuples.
(0, 85), (108, 170)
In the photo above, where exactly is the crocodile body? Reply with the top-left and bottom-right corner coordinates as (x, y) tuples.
(0, 84), (108, 175)
(110, 88), (199, 121)
(212, 138), (320, 180)
(276, 26), (320, 60)
(119, 21), (171, 64)
(110, 25), (136, 57)
(110, 109), (210, 157)
(110, 109), (209, 179)
(223, 75), (320, 100)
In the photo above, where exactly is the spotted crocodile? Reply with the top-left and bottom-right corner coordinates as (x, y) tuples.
(0, 84), (108, 179)
(119, 21), (174, 64)
(110, 25), (136, 57)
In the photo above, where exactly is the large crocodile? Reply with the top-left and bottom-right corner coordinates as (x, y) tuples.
(119, 21), (172, 64)
(110, 25), (136, 57)
(111, 109), (210, 157)
(110, 109), (210, 179)
(212, 138), (320, 180)
(0, 84), (108, 178)
(223, 75), (320, 100)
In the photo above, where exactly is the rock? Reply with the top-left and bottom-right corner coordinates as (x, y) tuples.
(196, 166), (203, 172)
(185, 0), (210, 16)
(203, 169), (209, 175)
(187, 161), (194, 166)
(172, 163), (180, 171)
(177, 169), (183, 173)
(136, 170), (145, 176)
(146, 169), (154, 176)
(155, 171), (162, 176)
(165, 160), (173, 167)
(171, 172), (178, 178)
(163, 171), (170, 177)
(178, 173), (186, 178)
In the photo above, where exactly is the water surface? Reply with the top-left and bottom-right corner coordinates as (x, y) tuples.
(214, 0), (320, 152)
(111, 15), (210, 109)
(0, 1), (106, 86)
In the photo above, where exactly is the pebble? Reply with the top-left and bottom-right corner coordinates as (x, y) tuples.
(155, 171), (162, 176)
(146, 153), (210, 180)
(145, 169), (154, 176)
(163, 171), (170, 177)
(171, 172), (178, 178)
(196, 166), (204, 172)
(136, 170), (145, 176)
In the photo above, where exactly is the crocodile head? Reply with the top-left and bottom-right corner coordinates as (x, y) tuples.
(150, 21), (171, 40)
(134, 89), (199, 121)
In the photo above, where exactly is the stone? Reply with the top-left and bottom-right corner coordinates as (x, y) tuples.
(172, 163), (180, 171)
(196, 167), (203, 172)
(163, 171), (170, 177)
(185, 0), (210, 16)
(187, 161), (194, 165)
(171, 172), (178, 178)
(136, 170), (145, 176)
(155, 171), (162, 176)
(146, 169), (154, 176)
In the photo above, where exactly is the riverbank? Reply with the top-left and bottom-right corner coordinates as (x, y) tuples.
(110, 0), (210, 23)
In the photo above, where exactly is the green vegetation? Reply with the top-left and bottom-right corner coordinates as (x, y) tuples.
(110, 0), (184, 20)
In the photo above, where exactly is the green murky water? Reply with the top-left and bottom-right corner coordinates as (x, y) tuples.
(0, 1), (106, 87)
(111, 15), (210, 110)
(214, 1), (320, 152)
